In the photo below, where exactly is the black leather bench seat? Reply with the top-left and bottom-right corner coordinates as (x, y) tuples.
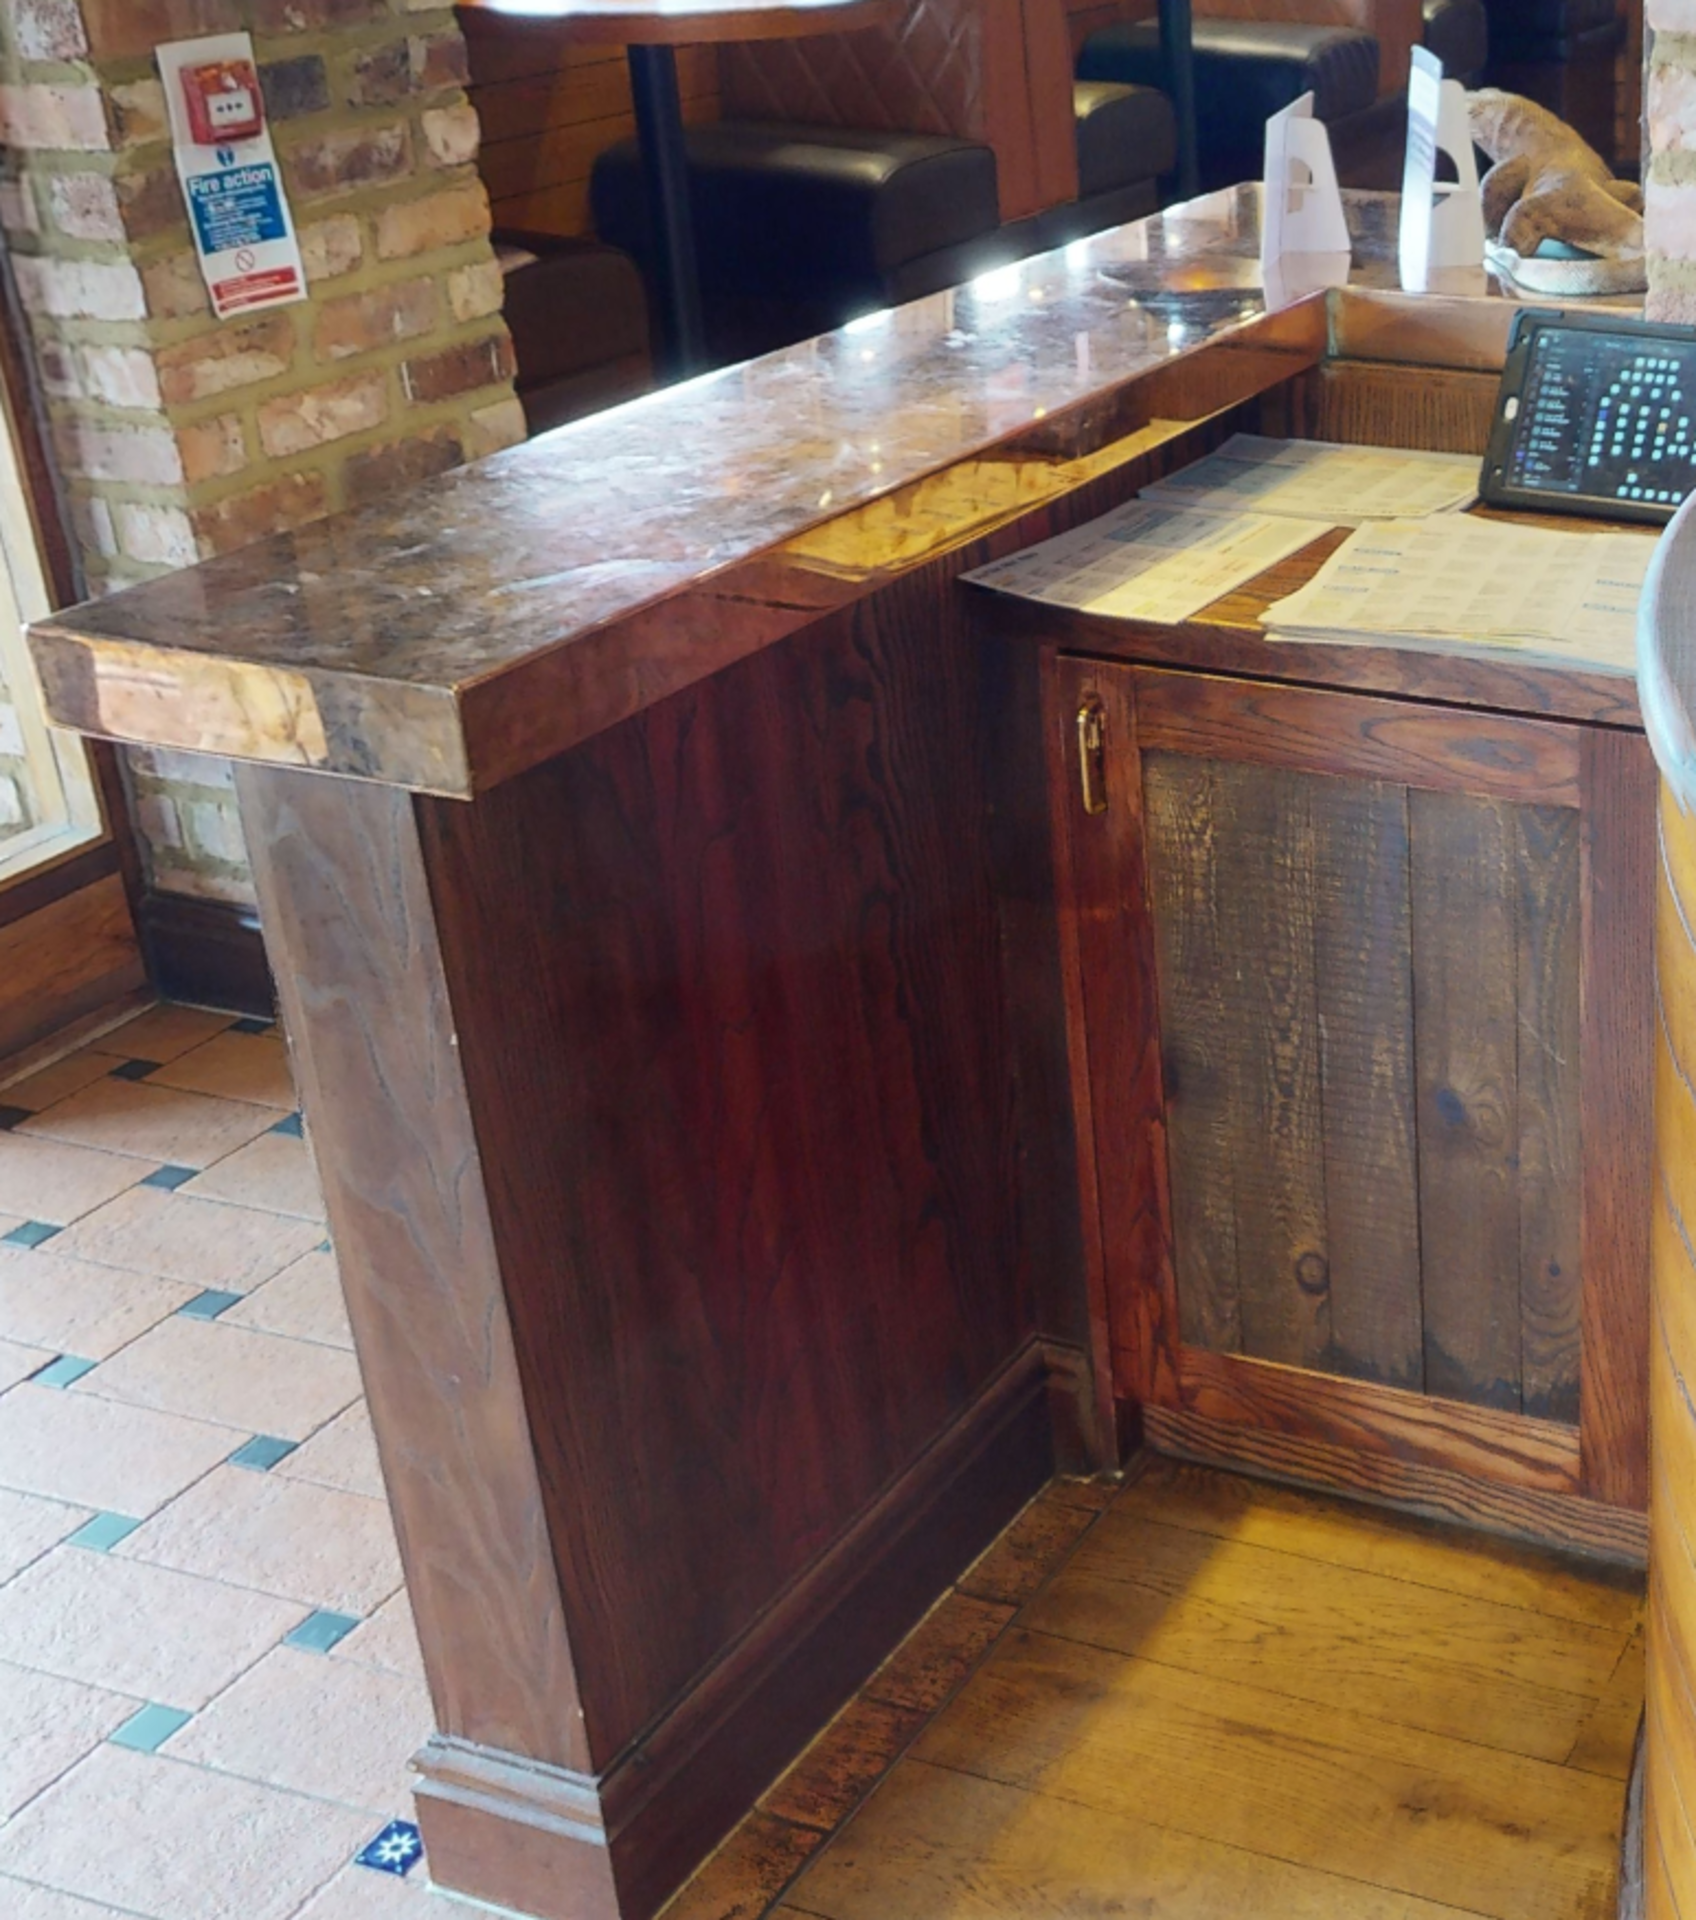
(496, 234), (650, 434)
(1423, 0), (1489, 83)
(1074, 79), (1179, 198)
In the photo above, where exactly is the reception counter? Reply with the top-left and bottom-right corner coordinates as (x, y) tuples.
(27, 188), (1658, 1920)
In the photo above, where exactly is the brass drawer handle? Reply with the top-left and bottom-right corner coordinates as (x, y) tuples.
(1077, 696), (1108, 815)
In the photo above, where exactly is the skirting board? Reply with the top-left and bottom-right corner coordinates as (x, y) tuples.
(413, 1337), (1059, 1920)
(138, 890), (275, 1019)
(1145, 1403), (1648, 1566)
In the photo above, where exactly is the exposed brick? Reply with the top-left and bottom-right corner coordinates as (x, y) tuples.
(257, 369), (388, 457)
(0, 180), (40, 238)
(1649, 178), (1696, 259)
(115, 166), (185, 243)
(0, 85), (112, 154)
(191, 470), (330, 555)
(56, 419), (184, 486)
(35, 339), (82, 400)
(182, 796), (247, 865)
(45, 172), (124, 244)
(113, 502), (199, 570)
(1648, 284), (1696, 324)
(447, 258), (503, 322)
(157, 314), (295, 404)
(375, 177), (488, 260)
(299, 213), (364, 283)
(109, 80), (170, 150)
(1650, 0), (1696, 28)
(13, 0), (89, 61)
(411, 31), (471, 90)
(286, 122), (411, 200)
(350, 40), (413, 108)
(177, 413), (249, 483)
(250, 0), (386, 30)
(81, 344), (163, 409)
(314, 276), (439, 360)
(134, 790), (183, 853)
(421, 102), (480, 169)
(78, 0), (242, 59)
(1651, 62), (1696, 155)
(70, 494), (118, 560)
(463, 394), (526, 461)
(261, 56), (332, 123)
(142, 249), (211, 321)
(13, 254), (146, 322)
(341, 424), (462, 504)
(401, 330), (514, 404)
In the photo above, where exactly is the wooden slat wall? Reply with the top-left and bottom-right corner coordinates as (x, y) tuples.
(1142, 753), (1585, 1418)
(1648, 776), (1696, 1918)
(463, 13), (720, 242)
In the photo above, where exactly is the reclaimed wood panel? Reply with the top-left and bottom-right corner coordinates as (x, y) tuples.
(1410, 789), (1523, 1412)
(0, 871), (144, 1064)
(1312, 776), (1421, 1389)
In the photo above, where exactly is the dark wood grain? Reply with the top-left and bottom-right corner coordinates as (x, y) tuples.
(415, 558), (1033, 1766)
(1579, 728), (1655, 1510)
(1312, 775), (1423, 1390)
(137, 890), (275, 1018)
(1275, 360), (1502, 455)
(1135, 672), (1584, 806)
(1515, 804), (1584, 1424)
(1141, 754), (1241, 1358)
(1217, 763), (1330, 1371)
(1410, 789), (1523, 1412)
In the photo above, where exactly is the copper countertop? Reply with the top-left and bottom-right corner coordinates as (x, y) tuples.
(28, 190), (1590, 797)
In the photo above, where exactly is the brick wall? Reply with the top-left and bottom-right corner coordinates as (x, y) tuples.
(1647, 0), (1696, 314)
(0, 0), (522, 907)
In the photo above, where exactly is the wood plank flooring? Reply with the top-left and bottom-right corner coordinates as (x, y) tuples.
(662, 1458), (1644, 1920)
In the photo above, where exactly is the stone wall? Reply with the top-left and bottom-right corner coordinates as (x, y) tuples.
(1648, 0), (1696, 316)
(0, 0), (521, 906)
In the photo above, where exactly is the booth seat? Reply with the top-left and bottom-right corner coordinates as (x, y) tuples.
(590, 83), (1176, 360)
(1481, 0), (1622, 163)
(496, 233), (652, 434)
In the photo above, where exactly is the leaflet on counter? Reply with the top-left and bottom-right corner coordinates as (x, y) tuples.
(959, 500), (1330, 626)
(1138, 434), (1480, 524)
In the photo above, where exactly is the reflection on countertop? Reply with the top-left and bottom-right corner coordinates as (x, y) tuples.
(26, 187), (1597, 795)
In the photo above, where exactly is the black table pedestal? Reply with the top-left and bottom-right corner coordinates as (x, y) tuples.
(627, 44), (709, 377)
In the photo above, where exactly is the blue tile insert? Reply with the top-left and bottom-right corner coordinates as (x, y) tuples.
(4, 1221), (60, 1249)
(30, 1355), (94, 1389)
(108, 1704), (192, 1753)
(229, 1434), (298, 1472)
(141, 1164), (196, 1192)
(231, 1016), (274, 1035)
(0, 1105), (30, 1131)
(270, 1111), (304, 1138)
(355, 1820), (423, 1877)
(177, 1289), (243, 1321)
(285, 1608), (361, 1653)
(68, 1511), (141, 1552)
(108, 1058), (161, 1082)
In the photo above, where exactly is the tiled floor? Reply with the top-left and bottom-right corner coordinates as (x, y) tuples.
(0, 1004), (435, 1920)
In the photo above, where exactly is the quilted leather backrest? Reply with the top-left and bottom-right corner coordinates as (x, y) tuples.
(719, 0), (1079, 222)
(1194, 0), (1424, 94)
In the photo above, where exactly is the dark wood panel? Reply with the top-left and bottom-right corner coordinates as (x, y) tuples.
(1312, 775), (1422, 1389)
(1216, 763), (1330, 1370)
(1274, 360), (1502, 456)
(1173, 1348), (1582, 1492)
(1411, 789), (1523, 1412)
(416, 557), (1035, 1764)
(137, 889), (276, 1018)
(1515, 805), (1584, 1423)
(0, 872), (146, 1062)
(1141, 755), (1241, 1357)
(1579, 728), (1655, 1510)
(1135, 672), (1584, 806)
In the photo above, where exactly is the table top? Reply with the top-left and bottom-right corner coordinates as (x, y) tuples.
(454, 0), (892, 44)
(29, 190), (1617, 799)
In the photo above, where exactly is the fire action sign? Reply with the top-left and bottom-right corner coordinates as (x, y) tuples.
(159, 34), (307, 320)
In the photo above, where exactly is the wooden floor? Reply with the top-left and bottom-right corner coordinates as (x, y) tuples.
(664, 1458), (1646, 1920)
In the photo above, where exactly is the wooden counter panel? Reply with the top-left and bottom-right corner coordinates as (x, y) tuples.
(416, 558), (1038, 1764)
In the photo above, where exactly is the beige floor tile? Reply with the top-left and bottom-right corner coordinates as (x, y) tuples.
(290, 1865), (433, 1918)
(171, 1644), (432, 1815)
(0, 1487), (91, 1584)
(117, 1465), (403, 1614)
(276, 1402), (384, 1497)
(226, 1247), (351, 1349)
(0, 1337), (53, 1390)
(0, 1547), (303, 1707)
(0, 1134), (150, 1227)
(149, 1029), (296, 1109)
(0, 1213), (22, 1237)
(0, 1879), (153, 1919)
(20, 1078), (276, 1169)
(78, 1316), (361, 1440)
(90, 1004), (234, 1064)
(0, 1662), (135, 1818)
(0, 1746), (371, 1920)
(49, 1186), (323, 1291)
(185, 1130), (324, 1220)
(0, 1245), (195, 1360)
(330, 1588), (425, 1685)
(0, 1050), (122, 1114)
(0, 1383), (236, 1515)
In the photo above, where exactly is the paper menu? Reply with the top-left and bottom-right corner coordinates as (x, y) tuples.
(960, 501), (1331, 626)
(1138, 435), (1480, 524)
(1260, 516), (1656, 674)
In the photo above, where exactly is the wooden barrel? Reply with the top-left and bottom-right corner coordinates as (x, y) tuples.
(1636, 495), (1696, 1913)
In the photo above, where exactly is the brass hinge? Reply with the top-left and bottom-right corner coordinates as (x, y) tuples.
(1076, 696), (1107, 815)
